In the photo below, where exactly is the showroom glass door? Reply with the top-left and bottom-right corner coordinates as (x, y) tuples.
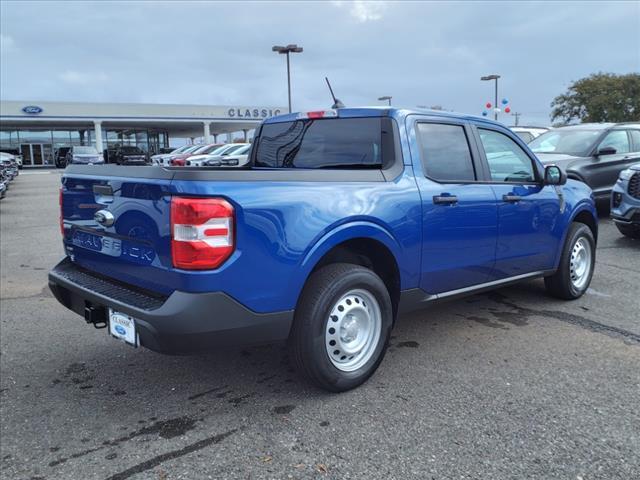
(31, 145), (44, 165)
(42, 144), (54, 165)
(20, 144), (33, 166)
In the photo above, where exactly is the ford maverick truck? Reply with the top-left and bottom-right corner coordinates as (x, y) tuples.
(49, 108), (598, 392)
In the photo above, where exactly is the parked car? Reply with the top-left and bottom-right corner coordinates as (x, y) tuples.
(105, 145), (148, 165)
(169, 143), (225, 166)
(610, 163), (640, 238)
(50, 107), (597, 392)
(0, 153), (19, 179)
(529, 123), (640, 204)
(186, 144), (249, 166)
(65, 146), (104, 165)
(203, 144), (252, 167)
(156, 144), (203, 166)
(151, 145), (191, 166)
(54, 147), (71, 168)
(0, 148), (23, 169)
(510, 126), (550, 143)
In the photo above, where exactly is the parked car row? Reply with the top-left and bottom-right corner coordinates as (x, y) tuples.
(0, 148), (23, 169)
(510, 126), (550, 143)
(151, 142), (251, 167)
(0, 152), (20, 200)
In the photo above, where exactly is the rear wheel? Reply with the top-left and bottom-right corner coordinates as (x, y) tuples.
(615, 223), (640, 239)
(289, 263), (393, 392)
(545, 223), (595, 299)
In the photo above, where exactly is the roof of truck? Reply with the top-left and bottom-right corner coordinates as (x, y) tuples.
(263, 106), (504, 128)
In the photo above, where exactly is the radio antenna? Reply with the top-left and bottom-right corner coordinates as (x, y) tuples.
(325, 77), (345, 109)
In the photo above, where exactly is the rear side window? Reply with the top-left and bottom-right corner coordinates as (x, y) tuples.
(514, 131), (534, 143)
(254, 117), (391, 169)
(416, 123), (476, 182)
(629, 130), (640, 151)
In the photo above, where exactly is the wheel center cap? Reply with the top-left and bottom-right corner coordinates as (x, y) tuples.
(340, 315), (359, 343)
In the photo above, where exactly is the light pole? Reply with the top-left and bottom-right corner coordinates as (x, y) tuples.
(378, 96), (392, 106)
(480, 74), (501, 121)
(272, 44), (303, 113)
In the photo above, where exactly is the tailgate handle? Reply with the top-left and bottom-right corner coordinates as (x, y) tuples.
(93, 185), (113, 196)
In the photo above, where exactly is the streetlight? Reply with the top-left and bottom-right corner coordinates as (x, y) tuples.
(480, 74), (501, 121)
(272, 44), (303, 113)
(378, 96), (392, 106)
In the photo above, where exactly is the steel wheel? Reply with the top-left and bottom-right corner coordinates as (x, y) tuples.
(569, 236), (592, 290)
(324, 288), (382, 372)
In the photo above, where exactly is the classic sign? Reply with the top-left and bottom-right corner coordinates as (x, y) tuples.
(227, 108), (282, 119)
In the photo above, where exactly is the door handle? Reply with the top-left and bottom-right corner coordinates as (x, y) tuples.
(503, 194), (522, 203)
(433, 195), (458, 205)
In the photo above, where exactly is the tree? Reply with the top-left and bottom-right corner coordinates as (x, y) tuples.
(550, 72), (640, 124)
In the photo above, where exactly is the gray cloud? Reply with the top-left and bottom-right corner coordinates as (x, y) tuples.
(1, 0), (638, 125)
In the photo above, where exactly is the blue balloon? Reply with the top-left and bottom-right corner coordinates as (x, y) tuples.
(482, 111), (488, 116)
(501, 98), (509, 105)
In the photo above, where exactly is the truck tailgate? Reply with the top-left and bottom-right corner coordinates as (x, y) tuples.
(61, 166), (174, 294)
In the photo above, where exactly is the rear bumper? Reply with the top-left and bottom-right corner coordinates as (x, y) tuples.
(48, 257), (294, 354)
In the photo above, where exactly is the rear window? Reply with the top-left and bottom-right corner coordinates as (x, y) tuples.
(254, 117), (393, 169)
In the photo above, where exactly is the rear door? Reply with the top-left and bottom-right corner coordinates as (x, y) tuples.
(410, 118), (498, 294)
(61, 168), (174, 294)
(473, 125), (562, 278)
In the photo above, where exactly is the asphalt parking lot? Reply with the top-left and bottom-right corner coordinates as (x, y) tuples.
(1, 171), (639, 480)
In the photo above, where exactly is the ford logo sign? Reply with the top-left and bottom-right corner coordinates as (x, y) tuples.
(22, 105), (43, 115)
(114, 325), (127, 336)
(94, 210), (115, 227)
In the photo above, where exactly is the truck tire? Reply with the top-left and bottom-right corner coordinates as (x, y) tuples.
(544, 223), (595, 300)
(615, 223), (640, 239)
(289, 263), (393, 392)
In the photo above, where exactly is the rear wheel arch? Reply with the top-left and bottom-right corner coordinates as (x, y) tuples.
(303, 237), (401, 321)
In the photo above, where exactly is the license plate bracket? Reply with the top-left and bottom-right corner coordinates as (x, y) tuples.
(108, 309), (139, 347)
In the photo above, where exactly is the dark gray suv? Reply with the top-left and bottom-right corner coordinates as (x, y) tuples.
(529, 123), (640, 204)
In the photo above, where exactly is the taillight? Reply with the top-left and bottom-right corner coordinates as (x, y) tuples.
(171, 197), (235, 269)
(59, 187), (64, 236)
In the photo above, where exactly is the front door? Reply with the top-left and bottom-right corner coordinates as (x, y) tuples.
(474, 126), (562, 278)
(410, 119), (498, 294)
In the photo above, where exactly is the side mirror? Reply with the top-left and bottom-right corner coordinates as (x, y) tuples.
(596, 146), (617, 156)
(544, 165), (567, 185)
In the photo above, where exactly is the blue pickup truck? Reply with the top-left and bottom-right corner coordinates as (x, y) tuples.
(49, 108), (598, 391)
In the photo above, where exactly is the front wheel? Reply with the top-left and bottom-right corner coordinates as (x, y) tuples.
(545, 223), (596, 300)
(289, 263), (393, 392)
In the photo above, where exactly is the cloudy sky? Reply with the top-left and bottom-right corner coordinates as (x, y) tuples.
(1, 1), (638, 125)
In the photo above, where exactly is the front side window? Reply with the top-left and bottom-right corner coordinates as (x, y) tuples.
(478, 129), (536, 183)
(255, 117), (389, 169)
(416, 123), (476, 182)
(599, 130), (630, 154)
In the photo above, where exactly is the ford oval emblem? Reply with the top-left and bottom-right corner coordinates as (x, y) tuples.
(114, 325), (127, 335)
(94, 209), (115, 227)
(22, 105), (43, 115)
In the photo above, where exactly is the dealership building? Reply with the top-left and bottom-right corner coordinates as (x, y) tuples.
(0, 100), (284, 167)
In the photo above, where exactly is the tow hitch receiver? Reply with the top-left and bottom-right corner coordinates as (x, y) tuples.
(84, 303), (107, 329)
